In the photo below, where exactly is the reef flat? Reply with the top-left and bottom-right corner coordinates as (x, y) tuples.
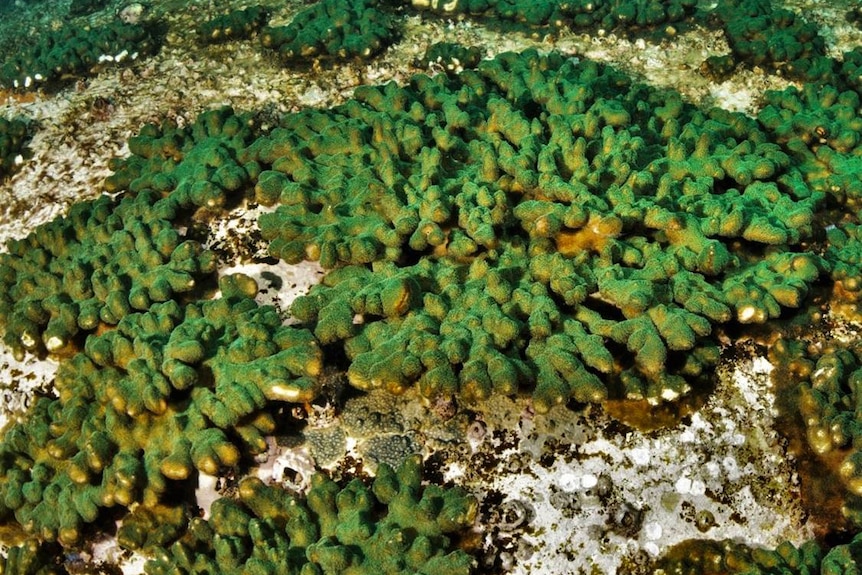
(1, 0), (862, 573)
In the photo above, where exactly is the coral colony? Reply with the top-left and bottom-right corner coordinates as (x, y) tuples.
(2, 0), (862, 572)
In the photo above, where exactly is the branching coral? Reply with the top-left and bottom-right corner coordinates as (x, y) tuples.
(706, 0), (834, 82)
(0, 538), (68, 575)
(144, 455), (477, 575)
(255, 50), (824, 408)
(758, 82), (862, 211)
(421, 42), (483, 75)
(260, 0), (398, 62)
(197, 6), (270, 45)
(105, 106), (259, 210)
(768, 336), (862, 526)
(4, 33), (862, 570)
(650, 537), (823, 574)
(0, 192), (216, 359)
(0, 107), (260, 360)
(0, 21), (159, 90)
(0, 274), (320, 546)
(405, 0), (696, 31)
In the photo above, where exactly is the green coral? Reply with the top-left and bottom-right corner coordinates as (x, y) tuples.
(0, 539), (68, 575)
(840, 47), (862, 92)
(197, 6), (270, 45)
(769, 336), (862, 523)
(406, 0), (696, 31)
(144, 456), (477, 575)
(421, 42), (483, 75)
(0, 21), (159, 90)
(104, 106), (259, 211)
(647, 534), (862, 575)
(254, 50), (823, 408)
(0, 191), (217, 359)
(755, 75), (862, 305)
(0, 116), (31, 179)
(758, 83), (862, 209)
(260, 0), (398, 62)
(647, 538), (824, 575)
(0, 274), (321, 546)
(0, 108), (260, 360)
(826, 223), (862, 300)
(707, 0), (834, 83)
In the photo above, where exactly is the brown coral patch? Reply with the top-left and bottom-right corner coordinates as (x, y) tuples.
(555, 214), (622, 256)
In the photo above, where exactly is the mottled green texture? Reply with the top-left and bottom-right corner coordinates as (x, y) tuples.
(699, 54), (736, 82)
(649, 533), (862, 575)
(144, 456), (477, 575)
(0, 21), (158, 90)
(197, 6), (270, 45)
(0, 107), (261, 361)
(826, 223), (862, 299)
(0, 539), (68, 575)
(564, 0), (696, 30)
(821, 532), (862, 575)
(105, 106), (259, 211)
(0, 116), (30, 179)
(405, 0), (695, 30)
(648, 538), (824, 575)
(759, 83), (862, 209)
(707, 0), (833, 83)
(260, 0), (397, 62)
(256, 50), (823, 409)
(117, 503), (190, 553)
(0, 192), (215, 359)
(0, 275), (321, 545)
(769, 337), (862, 520)
(840, 48), (862, 92)
(421, 42), (483, 75)
(756, 80), (862, 301)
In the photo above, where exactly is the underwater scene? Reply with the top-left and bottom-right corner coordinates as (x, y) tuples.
(1, 0), (862, 573)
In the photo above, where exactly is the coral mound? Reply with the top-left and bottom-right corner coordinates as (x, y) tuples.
(254, 49), (824, 409)
(0, 21), (159, 90)
(260, 0), (398, 62)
